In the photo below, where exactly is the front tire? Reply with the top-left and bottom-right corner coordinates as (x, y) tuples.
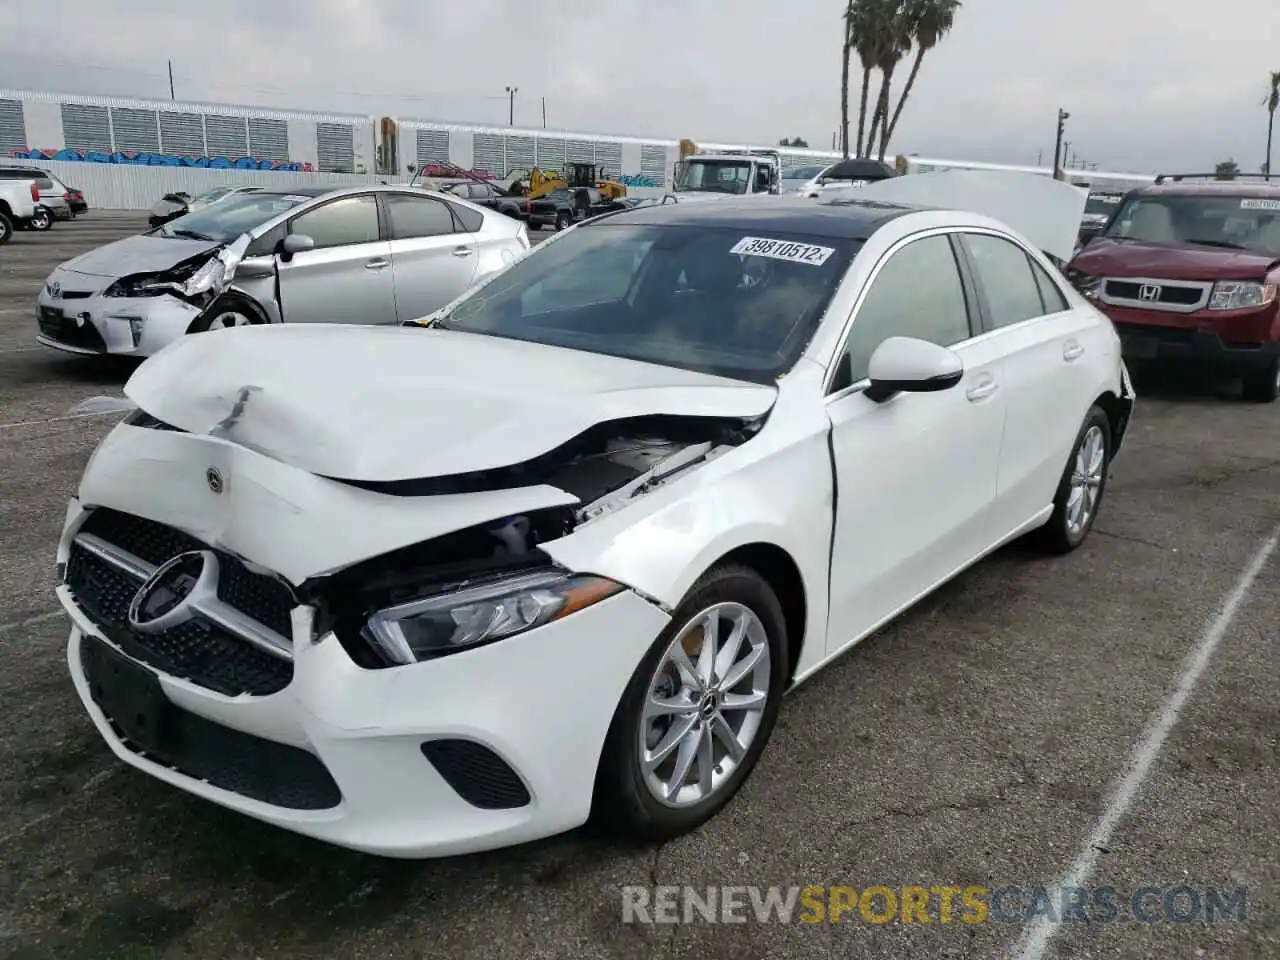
(0, 212), (12, 245)
(555, 210), (572, 231)
(1241, 358), (1280, 403)
(1038, 405), (1112, 554)
(188, 294), (265, 334)
(594, 565), (788, 843)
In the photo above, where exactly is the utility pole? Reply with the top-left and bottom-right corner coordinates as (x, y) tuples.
(541, 96), (547, 129)
(505, 86), (518, 127)
(168, 59), (175, 100)
(1051, 108), (1069, 180)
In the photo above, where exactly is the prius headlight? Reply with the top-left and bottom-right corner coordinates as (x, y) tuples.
(363, 569), (624, 663)
(105, 256), (227, 299)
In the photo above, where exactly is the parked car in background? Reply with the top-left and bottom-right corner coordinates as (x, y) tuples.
(148, 185), (266, 228)
(0, 165), (74, 227)
(37, 185), (531, 356)
(66, 186), (88, 215)
(1066, 173), (1280, 402)
(52, 177), (1130, 858)
(528, 186), (605, 230)
(779, 163), (830, 195)
(791, 158), (901, 198)
(1077, 191), (1125, 245)
(0, 176), (47, 243)
(441, 178), (527, 221)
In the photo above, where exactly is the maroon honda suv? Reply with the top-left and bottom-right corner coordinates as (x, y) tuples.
(1066, 175), (1280, 402)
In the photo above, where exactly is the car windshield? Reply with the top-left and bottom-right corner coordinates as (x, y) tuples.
(1084, 194), (1123, 215)
(782, 165), (825, 181)
(431, 223), (858, 383)
(195, 187), (236, 203)
(1104, 193), (1280, 255)
(158, 193), (311, 242)
(675, 160), (752, 194)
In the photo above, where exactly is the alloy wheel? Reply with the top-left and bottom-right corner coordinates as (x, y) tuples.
(1066, 424), (1105, 536)
(638, 602), (772, 808)
(207, 311), (253, 330)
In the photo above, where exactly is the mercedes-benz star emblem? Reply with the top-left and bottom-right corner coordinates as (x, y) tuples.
(206, 466), (224, 494)
(127, 550), (221, 634)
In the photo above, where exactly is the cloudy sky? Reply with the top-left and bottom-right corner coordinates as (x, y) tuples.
(1, 0), (1276, 174)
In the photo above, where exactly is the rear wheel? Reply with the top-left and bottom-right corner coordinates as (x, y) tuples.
(1038, 405), (1112, 554)
(555, 210), (572, 231)
(188, 294), (264, 334)
(30, 207), (52, 231)
(594, 565), (788, 842)
(1241, 358), (1280, 403)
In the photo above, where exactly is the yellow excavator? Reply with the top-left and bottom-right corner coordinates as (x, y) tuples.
(511, 163), (626, 201)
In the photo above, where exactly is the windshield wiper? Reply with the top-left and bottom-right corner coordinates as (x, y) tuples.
(1185, 238), (1246, 250)
(169, 228), (214, 242)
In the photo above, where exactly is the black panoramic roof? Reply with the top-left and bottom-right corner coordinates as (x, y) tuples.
(589, 196), (921, 240)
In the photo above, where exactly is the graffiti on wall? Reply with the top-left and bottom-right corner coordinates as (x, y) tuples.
(416, 162), (496, 179)
(10, 148), (314, 172)
(616, 173), (661, 188)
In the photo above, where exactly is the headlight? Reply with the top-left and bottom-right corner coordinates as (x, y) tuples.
(1065, 267), (1101, 300)
(363, 569), (624, 663)
(106, 257), (226, 299)
(1208, 281), (1276, 311)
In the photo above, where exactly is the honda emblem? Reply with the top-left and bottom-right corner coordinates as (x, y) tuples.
(1138, 284), (1161, 302)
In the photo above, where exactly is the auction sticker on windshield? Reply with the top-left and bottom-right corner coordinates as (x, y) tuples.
(730, 237), (835, 266)
(1240, 199), (1280, 210)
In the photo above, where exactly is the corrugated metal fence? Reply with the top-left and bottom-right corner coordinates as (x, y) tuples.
(2, 161), (412, 211)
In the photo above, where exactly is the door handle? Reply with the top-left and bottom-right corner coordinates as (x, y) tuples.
(965, 377), (999, 402)
(452, 246), (474, 257)
(365, 258), (389, 270)
(1063, 340), (1085, 361)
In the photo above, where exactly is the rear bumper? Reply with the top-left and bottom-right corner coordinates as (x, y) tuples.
(1114, 323), (1280, 372)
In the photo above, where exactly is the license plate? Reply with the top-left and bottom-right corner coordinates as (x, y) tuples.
(1120, 335), (1159, 360)
(80, 636), (171, 755)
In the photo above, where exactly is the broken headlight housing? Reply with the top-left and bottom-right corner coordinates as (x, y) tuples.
(363, 569), (623, 664)
(104, 255), (226, 300)
(1063, 266), (1101, 300)
(1207, 281), (1276, 311)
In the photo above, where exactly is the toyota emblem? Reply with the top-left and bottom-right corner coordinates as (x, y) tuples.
(206, 467), (224, 494)
(47, 281), (61, 299)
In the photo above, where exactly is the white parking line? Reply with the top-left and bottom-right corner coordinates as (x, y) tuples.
(1011, 521), (1280, 960)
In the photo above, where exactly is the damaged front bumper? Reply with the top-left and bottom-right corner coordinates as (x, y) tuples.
(36, 275), (203, 357)
(57, 421), (675, 856)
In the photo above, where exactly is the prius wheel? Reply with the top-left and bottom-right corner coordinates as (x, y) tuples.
(594, 565), (787, 842)
(188, 294), (264, 334)
(30, 208), (52, 231)
(1039, 405), (1111, 554)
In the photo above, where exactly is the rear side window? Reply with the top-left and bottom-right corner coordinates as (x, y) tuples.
(384, 194), (458, 239)
(289, 195), (380, 249)
(1030, 259), (1070, 313)
(961, 233), (1046, 329)
(449, 202), (484, 233)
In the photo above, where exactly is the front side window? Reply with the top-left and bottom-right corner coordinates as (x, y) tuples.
(838, 235), (972, 388)
(962, 233), (1047, 329)
(289, 195), (380, 249)
(433, 223), (858, 383)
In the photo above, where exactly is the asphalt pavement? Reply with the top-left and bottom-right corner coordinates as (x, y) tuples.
(0, 213), (1276, 960)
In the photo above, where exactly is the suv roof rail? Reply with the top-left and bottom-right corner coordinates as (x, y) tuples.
(1153, 172), (1277, 184)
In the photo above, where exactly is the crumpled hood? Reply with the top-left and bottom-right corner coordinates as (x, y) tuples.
(61, 233), (220, 278)
(1070, 238), (1280, 281)
(124, 324), (777, 483)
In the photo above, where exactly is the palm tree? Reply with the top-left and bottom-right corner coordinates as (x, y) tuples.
(840, 1), (854, 157)
(866, 1), (913, 160)
(881, 0), (961, 155)
(1264, 70), (1280, 179)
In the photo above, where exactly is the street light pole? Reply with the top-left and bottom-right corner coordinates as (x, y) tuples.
(505, 86), (518, 126)
(1052, 108), (1070, 180)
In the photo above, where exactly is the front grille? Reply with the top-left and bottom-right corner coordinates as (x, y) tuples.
(83, 636), (340, 810)
(65, 509), (296, 696)
(38, 306), (106, 351)
(1102, 279), (1209, 312)
(421, 739), (531, 809)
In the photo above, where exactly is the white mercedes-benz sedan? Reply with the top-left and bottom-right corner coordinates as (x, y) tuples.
(55, 174), (1134, 858)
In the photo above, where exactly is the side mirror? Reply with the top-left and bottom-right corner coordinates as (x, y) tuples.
(864, 336), (964, 403)
(277, 233), (315, 262)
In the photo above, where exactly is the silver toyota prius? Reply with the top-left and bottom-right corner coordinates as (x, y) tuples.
(36, 185), (531, 357)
